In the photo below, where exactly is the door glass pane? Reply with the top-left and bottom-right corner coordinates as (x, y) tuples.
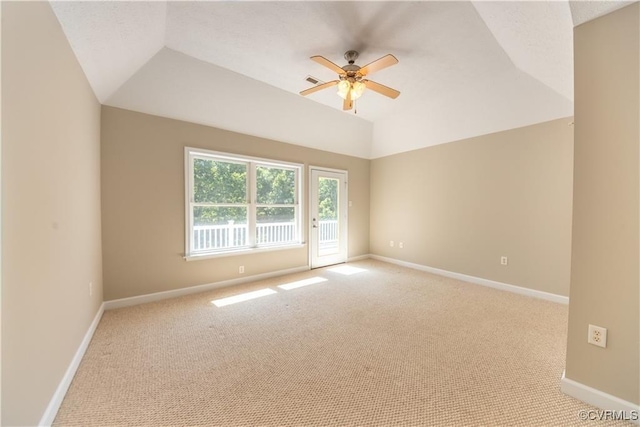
(318, 177), (339, 255)
(256, 207), (296, 245)
(192, 206), (247, 251)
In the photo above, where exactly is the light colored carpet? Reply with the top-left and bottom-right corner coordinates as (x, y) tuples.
(54, 260), (630, 426)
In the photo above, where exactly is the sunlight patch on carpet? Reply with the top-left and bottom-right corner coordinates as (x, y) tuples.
(327, 265), (367, 276)
(211, 288), (277, 307)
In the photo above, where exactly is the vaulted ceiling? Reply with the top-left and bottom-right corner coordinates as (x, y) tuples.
(51, 1), (632, 159)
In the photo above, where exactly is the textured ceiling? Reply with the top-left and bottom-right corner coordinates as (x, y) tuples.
(569, 0), (634, 26)
(50, 1), (166, 102)
(51, 1), (633, 159)
(472, 1), (574, 101)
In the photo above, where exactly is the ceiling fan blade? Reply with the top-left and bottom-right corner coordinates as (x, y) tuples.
(363, 79), (400, 99)
(311, 56), (346, 75)
(300, 80), (340, 96)
(343, 90), (353, 111)
(359, 54), (398, 76)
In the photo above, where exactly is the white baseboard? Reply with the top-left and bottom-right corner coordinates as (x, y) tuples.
(104, 265), (311, 310)
(39, 303), (105, 427)
(561, 371), (640, 424)
(369, 254), (569, 305)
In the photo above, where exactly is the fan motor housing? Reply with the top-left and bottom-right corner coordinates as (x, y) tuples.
(342, 51), (362, 77)
(342, 64), (361, 74)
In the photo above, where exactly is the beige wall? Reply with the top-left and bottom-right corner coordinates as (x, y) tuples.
(566, 3), (639, 405)
(1, 3), (4, 423)
(101, 106), (370, 301)
(1, 2), (103, 426)
(370, 118), (574, 296)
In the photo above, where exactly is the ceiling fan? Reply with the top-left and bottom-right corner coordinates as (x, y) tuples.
(300, 50), (400, 111)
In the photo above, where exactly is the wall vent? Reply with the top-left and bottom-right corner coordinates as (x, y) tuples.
(305, 75), (324, 85)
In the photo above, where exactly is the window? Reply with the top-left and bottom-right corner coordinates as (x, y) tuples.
(185, 148), (302, 258)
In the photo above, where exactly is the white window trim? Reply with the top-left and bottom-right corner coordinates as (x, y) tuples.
(184, 147), (304, 260)
(184, 242), (307, 261)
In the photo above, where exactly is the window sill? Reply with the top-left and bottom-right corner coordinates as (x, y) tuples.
(184, 242), (306, 262)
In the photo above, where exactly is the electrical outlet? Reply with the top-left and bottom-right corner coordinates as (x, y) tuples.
(89, 282), (93, 296)
(239, 266), (245, 274)
(588, 324), (607, 348)
(390, 240), (394, 247)
(399, 242), (404, 249)
(500, 256), (508, 266)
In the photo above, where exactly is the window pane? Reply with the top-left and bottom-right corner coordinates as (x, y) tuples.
(193, 206), (247, 251)
(256, 166), (295, 204)
(193, 158), (247, 203)
(256, 207), (296, 245)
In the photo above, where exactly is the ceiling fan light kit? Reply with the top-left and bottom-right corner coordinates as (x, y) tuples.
(300, 50), (400, 112)
(337, 79), (365, 100)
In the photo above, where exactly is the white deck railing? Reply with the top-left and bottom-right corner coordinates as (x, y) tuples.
(193, 220), (338, 251)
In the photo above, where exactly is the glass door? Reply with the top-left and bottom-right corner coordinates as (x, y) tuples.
(310, 168), (347, 268)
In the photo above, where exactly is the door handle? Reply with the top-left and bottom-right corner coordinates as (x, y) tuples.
(312, 218), (318, 228)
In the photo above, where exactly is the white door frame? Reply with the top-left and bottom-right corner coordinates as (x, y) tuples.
(309, 166), (348, 269)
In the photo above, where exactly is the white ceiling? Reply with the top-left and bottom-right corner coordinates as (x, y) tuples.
(50, 1), (633, 159)
(107, 48), (373, 158)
